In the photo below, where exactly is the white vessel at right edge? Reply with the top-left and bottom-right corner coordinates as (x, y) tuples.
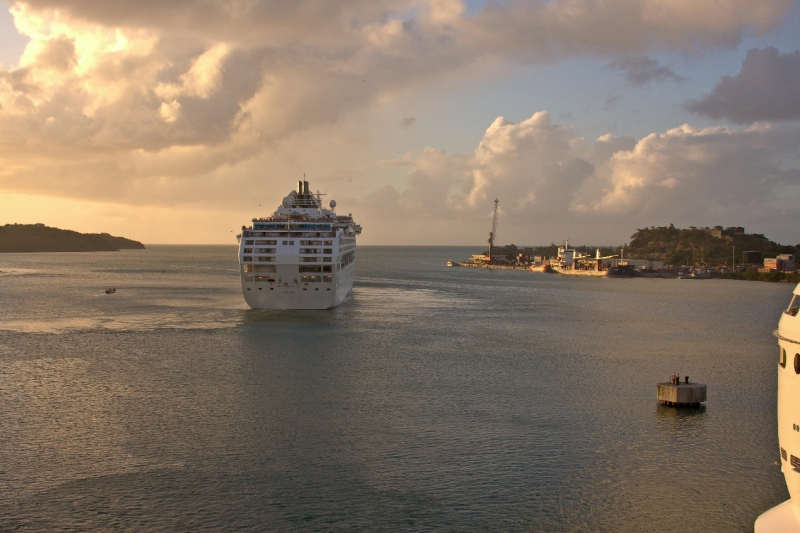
(756, 283), (800, 532)
(237, 180), (361, 310)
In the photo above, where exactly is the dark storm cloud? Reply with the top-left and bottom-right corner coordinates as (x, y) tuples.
(609, 56), (684, 87)
(688, 47), (800, 123)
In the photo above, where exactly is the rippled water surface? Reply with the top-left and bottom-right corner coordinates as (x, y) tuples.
(0, 245), (793, 531)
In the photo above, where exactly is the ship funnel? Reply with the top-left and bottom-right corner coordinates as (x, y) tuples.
(298, 181), (303, 194)
(303, 181), (309, 194)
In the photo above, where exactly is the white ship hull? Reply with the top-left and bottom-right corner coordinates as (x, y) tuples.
(756, 283), (800, 532)
(241, 261), (355, 310)
(237, 180), (361, 310)
(551, 265), (607, 276)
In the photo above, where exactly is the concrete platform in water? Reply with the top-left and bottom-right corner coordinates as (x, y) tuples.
(657, 377), (707, 407)
(451, 262), (531, 271)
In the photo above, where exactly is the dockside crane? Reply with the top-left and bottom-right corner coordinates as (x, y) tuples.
(487, 198), (499, 263)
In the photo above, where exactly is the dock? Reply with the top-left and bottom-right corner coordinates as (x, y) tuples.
(657, 376), (707, 407)
(451, 262), (531, 271)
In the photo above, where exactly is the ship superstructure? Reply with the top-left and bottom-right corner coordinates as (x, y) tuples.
(756, 283), (800, 532)
(551, 240), (624, 276)
(237, 180), (361, 310)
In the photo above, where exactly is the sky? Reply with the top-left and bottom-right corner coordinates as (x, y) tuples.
(0, 0), (799, 246)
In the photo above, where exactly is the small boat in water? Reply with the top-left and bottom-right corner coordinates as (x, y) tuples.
(447, 260), (458, 267)
(105, 288), (116, 294)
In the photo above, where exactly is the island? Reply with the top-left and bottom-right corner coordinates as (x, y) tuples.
(0, 224), (145, 253)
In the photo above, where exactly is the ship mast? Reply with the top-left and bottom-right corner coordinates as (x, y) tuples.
(488, 198), (499, 264)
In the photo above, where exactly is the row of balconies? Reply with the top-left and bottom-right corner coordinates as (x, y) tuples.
(243, 255), (335, 263)
(299, 248), (333, 254)
(243, 248), (277, 254)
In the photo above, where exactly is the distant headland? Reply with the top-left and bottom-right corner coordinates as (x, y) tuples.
(0, 224), (145, 253)
(469, 225), (800, 282)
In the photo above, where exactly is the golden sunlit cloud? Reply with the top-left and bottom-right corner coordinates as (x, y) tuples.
(0, 0), (797, 244)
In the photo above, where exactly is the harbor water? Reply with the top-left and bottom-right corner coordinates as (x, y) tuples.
(0, 245), (792, 531)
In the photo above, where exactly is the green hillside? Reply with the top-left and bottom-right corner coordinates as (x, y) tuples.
(0, 224), (145, 253)
(626, 225), (797, 266)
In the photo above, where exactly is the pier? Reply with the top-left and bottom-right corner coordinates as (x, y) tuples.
(451, 262), (531, 271)
(657, 375), (707, 407)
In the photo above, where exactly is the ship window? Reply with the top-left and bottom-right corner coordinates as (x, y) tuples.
(243, 248), (253, 253)
(282, 240), (287, 245)
(243, 264), (253, 273)
(323, 257), (332, 263)
(795, 353), (800, 375)
(299, 266), (322, 273)
(323, 276), (332, 282)
(243, 256), (252, 262)
(324, 240), (332, 245)
(244, 276), (253, 282)
(788, 295), (800, 317)
(781, 348), (787, 368)
(245, 240), (254, 245)
(323, 266), (332, 273)
(323, 249), (332, 254)
(254, 265), (276, 272)
(289, 241), (294, 245)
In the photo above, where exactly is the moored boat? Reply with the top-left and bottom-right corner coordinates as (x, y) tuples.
(551, 240), (626, 277)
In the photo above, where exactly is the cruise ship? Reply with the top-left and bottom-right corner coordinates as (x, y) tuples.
(236, 180), (361, 310)
(756, 283), (800, 532)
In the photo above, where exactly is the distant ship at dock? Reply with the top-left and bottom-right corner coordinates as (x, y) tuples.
(550, 240), (636, 277)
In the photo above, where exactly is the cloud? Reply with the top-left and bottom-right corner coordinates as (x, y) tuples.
(0, 0), (796, 244)
(473, 0), (791, 60)
(688, 46), (800, 124)
(359, 113), (800, 244)
(0, 1), (791, 151)
(609, 56), (684, 86)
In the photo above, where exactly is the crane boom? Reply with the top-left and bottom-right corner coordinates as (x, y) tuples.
(488, 198), (499, 263)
